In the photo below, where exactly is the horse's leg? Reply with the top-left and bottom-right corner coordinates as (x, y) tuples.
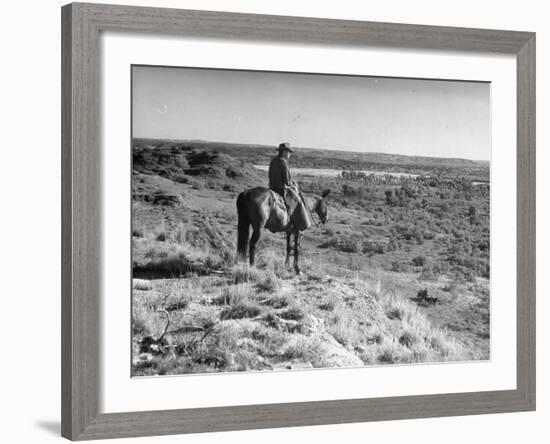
(249, 225), (262, 267)
(285, 231), (292, 268)
(293, 231), (302, 275)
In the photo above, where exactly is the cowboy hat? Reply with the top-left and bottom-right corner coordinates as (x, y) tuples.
(277, 142), (294, 153)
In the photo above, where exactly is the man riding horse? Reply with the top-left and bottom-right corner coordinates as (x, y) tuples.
(268, 142), (293, 197)
(268, 142), (312, 231)
(236, 142), (330, 274)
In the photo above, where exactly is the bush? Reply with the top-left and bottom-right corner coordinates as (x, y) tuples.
(399, 331), (418, 348)
(221, 301), (262, 320)
(262, 295), (289, 309)
(132, 227), (144, 237)
(419, 264), (436, 281)
(133, 243), (223, 277)
(391, 261), (409, 273)
(172, 173), (189, 184)
(319, 235), (362, 253)
(152, 191), (183, 206)
(212, 284), (252, 306)
(190, 180), (204, 190)
(412, 255), (426, 267)
(230, 264), (262, 284)
(413, 228), (424, 244)
(362, 241), (385, 255)
(255, 271), (281, 292)
(279, 306), (305, 321)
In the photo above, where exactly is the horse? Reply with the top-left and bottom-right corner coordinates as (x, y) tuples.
(236, 187), (330, 274)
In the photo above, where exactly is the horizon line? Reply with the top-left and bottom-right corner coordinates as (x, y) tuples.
(133, 136), (491, 164)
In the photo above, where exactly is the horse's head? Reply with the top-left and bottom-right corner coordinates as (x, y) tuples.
(313, 189), (331, 225)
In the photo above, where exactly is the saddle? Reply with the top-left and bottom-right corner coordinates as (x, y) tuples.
(267, 185), (313, 232)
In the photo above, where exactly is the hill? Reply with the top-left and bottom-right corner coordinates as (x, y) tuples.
(134, 138), (489, 182)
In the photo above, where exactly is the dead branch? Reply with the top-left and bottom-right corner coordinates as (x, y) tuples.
(155, 309), (171, 341)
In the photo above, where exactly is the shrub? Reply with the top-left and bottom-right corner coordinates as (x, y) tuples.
(152, 191), (183, 206)
(306, 270), (324, 282)
(172, 173), (189, 184)
(221, 301), (262, 320)
(318, 299), (336, 311)
(134, 243), (223, 277)
(172, 223), (186, 244)
(377, 343), (401, 364)
(262, 295), (289, 309)
(391, 261), (409, 273)
(212, 284), (252, 306)
(255, 271), (281, 292)
(413, 228), (424, 244)
(423, 230), (435, 240)
(412, 255), (426, 267)
(362, 241), (385, 255)
(190, 180), (204, 190)
(230, 264), (262, 284)
(133, 279), (152, 291)
(385, 305), (405, 320)
(419, 264), (436, 281)
(384, 189), (394, 205)
(279, 306), (305, 321)
(328, 317), (360, 347)
(380, 295), (413, 322)
(319, 235), (362, 253)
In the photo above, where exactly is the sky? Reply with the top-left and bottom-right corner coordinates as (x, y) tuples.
(132, 66), (490, 161)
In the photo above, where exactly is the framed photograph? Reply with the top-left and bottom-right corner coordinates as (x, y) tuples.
(61, 2), (535, 440)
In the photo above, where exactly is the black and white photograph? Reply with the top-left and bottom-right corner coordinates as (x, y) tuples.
(131, 65), (491, 376)
(1, 0), (542, 442)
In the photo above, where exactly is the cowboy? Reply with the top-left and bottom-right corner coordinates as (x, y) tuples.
(268, 142), (293, 197)
(268, 143), (313, 231)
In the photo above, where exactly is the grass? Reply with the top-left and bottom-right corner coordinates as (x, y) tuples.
(230, 264), (263, 284)
(255, 270), (282, 292)
(133, 239), (224, 277)
(281, 335), (323, 362)
(220, 300), (263, 320)
(261, 294), (289, 309)
(279, 305), (305, 321)
(131, 142), (490, 375)
(362, 287), (473, 365)
(318, 298), (337, 311)
(132, 228), (481, 374)
(212, 284), (252, 305)
(132, 262), (479, 374)
(328, 316), (361, 347)
(133, 278), (152, 291)
(213, 284), (264, 320)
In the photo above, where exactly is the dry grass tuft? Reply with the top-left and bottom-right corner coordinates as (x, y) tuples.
(230, 264), (263, 284)
(133, 279), (152, 291)
(261, 294), (289, 309)
(255, 270), (282, 292)
(279, 305), (305, 321)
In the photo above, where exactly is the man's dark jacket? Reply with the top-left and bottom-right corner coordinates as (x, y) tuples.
(268, 155), (292, 196)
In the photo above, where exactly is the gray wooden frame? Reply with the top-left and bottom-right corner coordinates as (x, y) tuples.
(61, 2), (536, 440)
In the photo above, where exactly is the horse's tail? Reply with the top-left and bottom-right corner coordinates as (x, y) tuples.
(236, 191), (249, 261)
